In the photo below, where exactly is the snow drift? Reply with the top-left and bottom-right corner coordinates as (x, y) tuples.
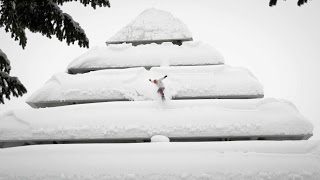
(107, 8), (192, 43)
(0, 141), (319, 180)
(27, 65), (264, 108)
(68, 41), (224, 74)
(0, 98), (313, 141)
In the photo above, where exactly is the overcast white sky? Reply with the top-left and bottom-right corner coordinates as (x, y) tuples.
(1, 0), (320, 138)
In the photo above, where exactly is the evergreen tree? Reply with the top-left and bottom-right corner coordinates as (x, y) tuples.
(0, 0), (110, 104)
(0, 49), (27, 104)
(269, 0), (308, 6)
(0, 0), (110, 48)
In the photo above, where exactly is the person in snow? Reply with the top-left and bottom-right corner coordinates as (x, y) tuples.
(149, 75), (167, 100)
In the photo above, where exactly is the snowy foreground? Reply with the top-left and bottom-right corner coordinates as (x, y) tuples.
(27, 65), (263, 108)
(0, 98), (312, 141)
(68, 42), (224, 73)
(0, 141), (319, 180)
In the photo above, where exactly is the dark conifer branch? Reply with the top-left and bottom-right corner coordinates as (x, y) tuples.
(269, 0), (309, 6)
(0, 0), (110, 103)
(0, 49), (27, 104)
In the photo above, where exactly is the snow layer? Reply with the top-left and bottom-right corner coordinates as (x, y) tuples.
(67, 41), (224, 73)
(0, 98), (313, 141)
(27, 65), (264, 107)
(151, 135), (170, 143)
(0, 141), (320, 180)
(107, 8), (192, 43)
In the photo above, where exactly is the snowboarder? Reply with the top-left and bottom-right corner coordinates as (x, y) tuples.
(149, 75), (167, 100)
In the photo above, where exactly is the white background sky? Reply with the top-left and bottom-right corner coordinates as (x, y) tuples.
(1, 0), (319, 139)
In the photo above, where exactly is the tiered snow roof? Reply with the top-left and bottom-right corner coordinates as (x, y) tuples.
(106, 8), (193, 45)
(5, 8), (312, 142)
(1, 8), (313, 144)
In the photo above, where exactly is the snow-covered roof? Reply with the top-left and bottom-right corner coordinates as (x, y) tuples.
(0, 98), (313, 142)
(68, 41), (224, 74)
(1, 141), (319, 179)
(106, 8), (193, 45)
(27, 65), (264, 108)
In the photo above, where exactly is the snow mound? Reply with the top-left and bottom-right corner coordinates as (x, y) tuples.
(151, 135), (170, 143)
(0, 49), (10, 65)
(0, 98), (313, 141)
(27, 65), (264, 108)
(68, 41), (224, 73)
(107, 8), (192, 43)
(0, 141), (320, 179)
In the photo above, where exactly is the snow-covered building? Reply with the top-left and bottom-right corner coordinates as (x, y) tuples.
(0, 8), (319, 179)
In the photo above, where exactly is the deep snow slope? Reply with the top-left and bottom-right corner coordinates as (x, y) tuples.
(107, 8), (192, 43)
(0, 98), (312, 141)
(0, 141), (319, 180)
(68, 41), (224, 74)
(27, 65), (264, 108)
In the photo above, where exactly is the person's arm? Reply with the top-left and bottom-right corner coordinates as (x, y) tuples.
(159, 75), (168, 81)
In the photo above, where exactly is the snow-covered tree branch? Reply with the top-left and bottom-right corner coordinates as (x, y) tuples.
(0, 0), (110, 49)
(0, 49), (27, 104)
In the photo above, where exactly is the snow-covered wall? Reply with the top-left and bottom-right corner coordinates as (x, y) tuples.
(107, 8), (192, 43)
(27, 65), (264, 108)
(68, 41), (224, 74)
(0, 141), (319, 179)
(0, 98), (313, 141)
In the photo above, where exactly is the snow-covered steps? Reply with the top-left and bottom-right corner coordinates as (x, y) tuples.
(0, 99), (312, 146)
(0, 141), (320, 179)
(27, 65), (264, 108)
(68, 42), (224, 74)
(106, 8), (193, 46)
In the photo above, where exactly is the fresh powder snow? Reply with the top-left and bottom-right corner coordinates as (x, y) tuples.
(0, 141), (319, 179)
(151, 135), (170, 142)
(67, 41), (224, 74)
(27, 65), (264, 108)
